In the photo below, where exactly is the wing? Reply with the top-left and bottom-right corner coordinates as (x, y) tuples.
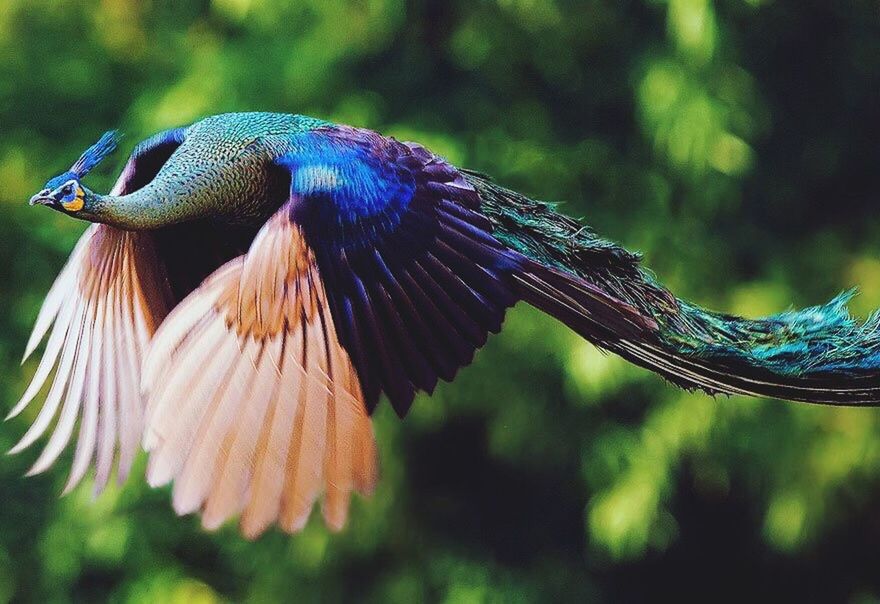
(10, 226), (172, 494)
(139, 126), (523, 536)
(10, 127), (186, 494)
(275, 125), (521, 416)
(276, 127), (649, 417)
(142, 209), (378, 538)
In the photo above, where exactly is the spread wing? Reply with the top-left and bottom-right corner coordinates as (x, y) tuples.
(9, 127), (186, 494)
(11, 226), (171, 494)
(277, 126), (521, 416)
(142, 210), (378, 538)
(140, 126), (523, 536)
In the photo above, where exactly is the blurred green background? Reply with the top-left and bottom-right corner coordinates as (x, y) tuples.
(1, 0), (880, 601)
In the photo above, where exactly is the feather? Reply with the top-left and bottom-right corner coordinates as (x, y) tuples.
(94, 258), (120, 496)
(170, 339), (257, 514)
(22, 228), (94, 364)
(70, 131), (120, 179)
(240, 332), (304, 539)
(202, 342), (279, 530)
(278, 126), (521, 417)
(9, 297), (77, 420)
(63, 296), (103, 494)
(26, 297), (91, 476)
(145, 318), (232, 486)
(143, 208), (378, 537)
(468, 171), (880, 405)
(9, 225), (171, 494)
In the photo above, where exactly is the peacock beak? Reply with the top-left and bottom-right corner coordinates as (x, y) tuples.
(29, 193), (56, 207)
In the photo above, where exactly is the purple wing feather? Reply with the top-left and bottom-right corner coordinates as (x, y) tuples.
(274, 126), (519, 416)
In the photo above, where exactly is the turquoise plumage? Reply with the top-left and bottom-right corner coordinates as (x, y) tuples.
(471, 175), (880, 403)
(13, 111), (880, 537)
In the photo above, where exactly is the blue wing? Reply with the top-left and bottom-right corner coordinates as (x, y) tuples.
(273, 126), (520, 416)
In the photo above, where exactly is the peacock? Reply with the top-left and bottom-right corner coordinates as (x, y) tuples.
(11, 112), (880, 538)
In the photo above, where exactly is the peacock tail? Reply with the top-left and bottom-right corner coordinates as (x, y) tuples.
(467, 171), (880, 405)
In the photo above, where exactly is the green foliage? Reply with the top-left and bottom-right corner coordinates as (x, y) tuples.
(2, 0), (880, 601)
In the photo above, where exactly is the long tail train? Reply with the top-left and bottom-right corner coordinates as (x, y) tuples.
(466, 171), (880, 406)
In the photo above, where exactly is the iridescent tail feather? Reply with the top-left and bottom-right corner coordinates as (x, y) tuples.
(467, 172), (880, 406)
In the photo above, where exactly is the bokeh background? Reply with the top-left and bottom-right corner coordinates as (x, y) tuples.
(1, 0), (880, 601)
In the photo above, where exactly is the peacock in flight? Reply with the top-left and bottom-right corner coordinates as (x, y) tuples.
(11, 112), (880, 538)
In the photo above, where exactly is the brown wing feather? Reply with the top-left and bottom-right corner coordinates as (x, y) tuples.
(10, 225), (172, 494)
(9, 127), (256, 496)
(143, 207), (378, 538)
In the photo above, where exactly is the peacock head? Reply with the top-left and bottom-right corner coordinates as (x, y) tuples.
(29, 130), (120, 217)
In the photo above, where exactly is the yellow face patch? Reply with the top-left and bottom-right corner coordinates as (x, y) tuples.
(62, 187), (85, 212)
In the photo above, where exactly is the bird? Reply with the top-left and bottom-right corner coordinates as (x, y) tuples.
(11, 111), (880, 539)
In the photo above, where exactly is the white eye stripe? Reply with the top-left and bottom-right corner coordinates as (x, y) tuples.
(53, 180), (81, 200)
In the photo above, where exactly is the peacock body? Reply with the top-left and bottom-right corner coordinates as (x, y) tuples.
(13, 111), (880, 538)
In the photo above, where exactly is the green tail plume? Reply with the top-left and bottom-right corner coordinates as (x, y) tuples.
(466, 171), (880, 405)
